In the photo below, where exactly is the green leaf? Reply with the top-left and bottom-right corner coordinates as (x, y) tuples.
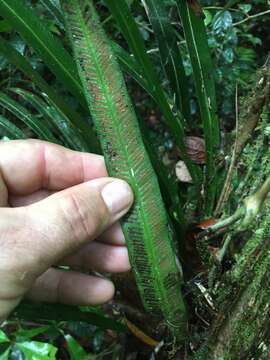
(16, 341), (57, 360)
(203, 9), (213, 27)
(64, 335), (90, 360)
(0, 0), (87, 110)
(61, 0), (186, 339)
(0, 330), (10, 344)
(15, 326), (51, 341)
(138, 116), (186, 227)
(238, 4), (252, 14)
(105, 0), (200, 184)
(40, 0), (64, 27)
(9, 88), (90, 151)
(141, 0), (190, 120)
(0, 348), (10, 360)
(0, 36), (100, 151)
(177, 0), (220, 214)
(0, 19), (12, 32)
(112, 42), (157, 101)
(0, 91), (59, 142)
(212, 11), (233, 36)
(14, 302), (126, 333)
(92, 330), (103, 353)
(0, 36), (72, 120)
(0, 114), (27, 139)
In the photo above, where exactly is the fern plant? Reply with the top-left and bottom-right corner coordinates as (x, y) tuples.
(0, 0), (219, 347)
(61, 0), (186, 340)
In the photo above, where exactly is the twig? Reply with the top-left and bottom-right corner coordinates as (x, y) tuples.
(204, 6), (243, 13)
(215, 84), (239, 216)
(233, 9), (270, 26)
(216, 233), (233, 263)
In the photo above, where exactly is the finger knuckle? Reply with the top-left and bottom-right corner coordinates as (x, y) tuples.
(59, 192), (108, 242)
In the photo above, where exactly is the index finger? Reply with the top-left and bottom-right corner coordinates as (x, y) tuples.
(0, 139), (107, 195)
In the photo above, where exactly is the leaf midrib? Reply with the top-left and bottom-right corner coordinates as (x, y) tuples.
(76, 1), (169, 308)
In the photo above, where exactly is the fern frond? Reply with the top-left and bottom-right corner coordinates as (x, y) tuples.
(61, 0), (186, 339)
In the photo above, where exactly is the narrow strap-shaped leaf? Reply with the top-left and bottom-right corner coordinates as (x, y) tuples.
(14, 301), (126, 333)
(177, 0), (220, 214)
(141, 0), (190, 121)
(0, 330), (10, 344)
(40, 0), (65, 27)
(9, 88), (90, 152)
(0, 19), (12, 32)
(0, 0), (87, 110)
(64, 334), (88, 360)
(0, 37), (100, 152)
(61, 0), (186, 339)
(105, 0), (200, 184)
(0, 348), (10, 360)
(0, 92), (58, 142)
(138, 117), (186, 227)
(0, 37), (80, 124)
(108, 46), (188, 226)
(0, 114), (27, 139)
(112, 42), (157, 102)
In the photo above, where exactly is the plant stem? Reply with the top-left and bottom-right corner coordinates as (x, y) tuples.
(233, 9), (270, 26)
(196, 207), (245, 241)
(241, 176), (270, 228)
(198, 174), (270, 242)
(214, 84), (239, 216)
(203, 6), (242, 13)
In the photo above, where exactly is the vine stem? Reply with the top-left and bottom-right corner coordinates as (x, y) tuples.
(196, 207), (245, 241)
(233, 9), (270, 26)
(203, 6), (243, 13)
(214, 84), (239, 216)
(197, 175), (270, 241)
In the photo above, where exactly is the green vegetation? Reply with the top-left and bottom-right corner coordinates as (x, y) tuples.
(61, 0), (186, 339)
(0, 0), (270, 358)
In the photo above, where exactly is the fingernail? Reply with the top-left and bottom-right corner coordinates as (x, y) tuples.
(102, 180), (133, 215)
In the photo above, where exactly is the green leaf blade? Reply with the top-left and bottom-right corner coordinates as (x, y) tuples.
(16, 341), (57, 360)
(177, 1), (220, 214)
(0, 330), (10, 344)
(105, 0), (200, 184)
(9, 88), (90, 152)
(61, 0), (186, 339)
(0, 91), (58, 142)
(0, 114), (27, 139)
(64, 335), (88, 360)
(0, 348), (10, 360)
(40, 0), (64, 28)
(14, 302), (126, 333)
(141, 0), (190, 121)
(0, 0), (86, 110)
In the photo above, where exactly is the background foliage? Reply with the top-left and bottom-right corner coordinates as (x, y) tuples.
(0, 0), (270, 358)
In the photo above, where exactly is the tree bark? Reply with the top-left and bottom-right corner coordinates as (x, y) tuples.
(195, 200), (270, 359)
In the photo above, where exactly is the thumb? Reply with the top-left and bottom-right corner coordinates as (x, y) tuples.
(22, 178), (133, 272)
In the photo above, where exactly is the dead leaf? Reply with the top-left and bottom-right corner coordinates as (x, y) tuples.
(175, 160), (192, 183)
(177, 136), (206, 164)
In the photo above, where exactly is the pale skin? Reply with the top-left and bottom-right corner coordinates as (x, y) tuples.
(0, 139), (134, 322)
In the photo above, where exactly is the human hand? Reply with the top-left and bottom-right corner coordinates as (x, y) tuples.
(0, 140), (133, 322)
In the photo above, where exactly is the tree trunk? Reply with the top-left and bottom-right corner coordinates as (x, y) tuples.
(195, 200), (270, 360)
